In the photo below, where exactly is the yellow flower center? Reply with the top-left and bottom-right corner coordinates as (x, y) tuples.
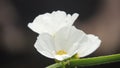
(56, 50), (67, 55)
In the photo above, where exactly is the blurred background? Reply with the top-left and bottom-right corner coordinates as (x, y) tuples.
(0, 0), (120, 68)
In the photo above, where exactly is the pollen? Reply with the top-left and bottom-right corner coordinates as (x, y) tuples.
(56, 50), (67, 55)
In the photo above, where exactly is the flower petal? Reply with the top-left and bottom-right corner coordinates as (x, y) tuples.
(34, 33), (55, 59)
(55, 55), (70, 61)
(67, 13), (79, 25)
(77, 34), (101, 57)
(28, 13), (54, 34)
(54, 26), (86, 57)
(28, 10), (79, 35)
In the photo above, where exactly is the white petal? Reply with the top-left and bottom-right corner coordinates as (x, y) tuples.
(54, 26), (86, 57)
(77, 34), (101, 57)
(55, 55), (70, 61)
(28, 13), (55, 34)
(28, 22), (44, 34)
(70, 13), (79, 25)
(28, 10), (79, 35)
(34, 34), (55, 59)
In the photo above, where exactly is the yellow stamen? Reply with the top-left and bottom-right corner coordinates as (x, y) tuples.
(56, 50), (67, 55)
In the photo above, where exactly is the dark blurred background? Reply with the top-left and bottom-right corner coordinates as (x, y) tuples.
(0, 0), (120, 68)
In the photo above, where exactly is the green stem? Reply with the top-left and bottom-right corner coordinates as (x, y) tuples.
(61, 61), (65, 68)
(46, 54), (120, 68)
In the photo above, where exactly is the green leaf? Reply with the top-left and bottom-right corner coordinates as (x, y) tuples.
(46, 54), (120, 68)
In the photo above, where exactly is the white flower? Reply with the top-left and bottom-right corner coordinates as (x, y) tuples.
(77, 34), (101, 57)
(28, 10), (101, 61)
(28, 10), (79, 35)
(34, 26), (101, 61)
